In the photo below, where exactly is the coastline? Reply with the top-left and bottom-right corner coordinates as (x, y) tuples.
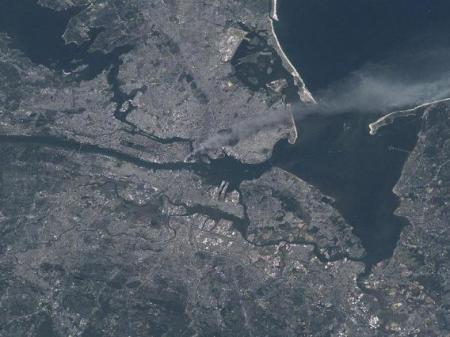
(269, 0), (316, 104)
(368, 97), (450, 135)
(270, 0), (279, 21)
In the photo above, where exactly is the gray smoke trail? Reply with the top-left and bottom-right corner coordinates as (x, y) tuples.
(191, 43), (450, 157)
(189, 109), (291, 158)
(296, 77), (450, 120)
(302, 39), (450, 114)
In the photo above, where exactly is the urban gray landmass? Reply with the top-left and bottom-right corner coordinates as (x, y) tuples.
(0, 0), (449, 336)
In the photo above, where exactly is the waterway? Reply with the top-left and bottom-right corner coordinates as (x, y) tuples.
(273, 0), (450, 267)
(2, 0), (449, 269)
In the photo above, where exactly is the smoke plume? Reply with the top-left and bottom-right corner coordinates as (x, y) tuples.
(300, 45), (450, 117)
(190, 109), (291, 158)
(191, 41), (450, 157)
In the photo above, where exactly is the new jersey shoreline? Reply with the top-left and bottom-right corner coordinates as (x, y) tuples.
(269, 0), (316, 103)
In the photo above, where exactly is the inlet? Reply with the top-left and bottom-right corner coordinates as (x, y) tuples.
(272, 0), (450, 267)
(0, 0), (132, 80)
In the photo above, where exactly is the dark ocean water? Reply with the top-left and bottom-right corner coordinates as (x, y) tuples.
(1, 0), (449, 268)
(274, 0), (450, 91)
(274, 0), (450, 267)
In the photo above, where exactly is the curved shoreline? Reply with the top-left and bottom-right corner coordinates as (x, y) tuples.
(269, 0), (316, 104)
(369, 98), (450, 135)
